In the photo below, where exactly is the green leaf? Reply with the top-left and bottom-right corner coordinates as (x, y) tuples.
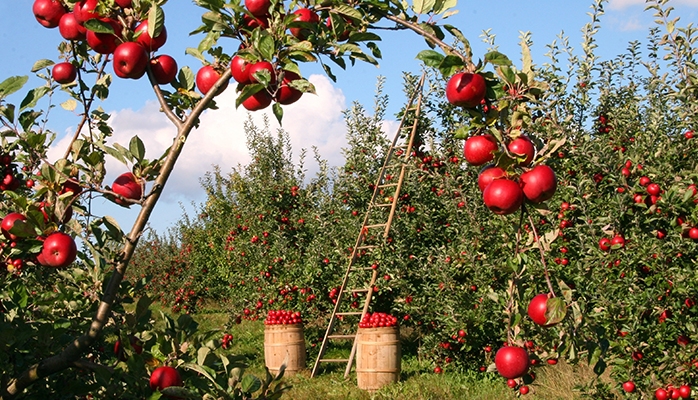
(184, 48), (206, 64)
(102, 216), (124, 241)
(484, 51), (512, 66)
(241, 375), (262, 393)
(61, 99), (77, 112)
(272, 102), (283, 125)
(416, 50), (444, 68)
(257, 34), (276, 63)
(0, 104), (16, 123)
(84, 19), (115, 34)
(197, 346), (211, 366)
(348, 32), (381, 43)
(31, 59), (55, 73)
(545, 297), (567, 325)
(148, 4), (166, 39)
(412, 0), (435, 14)
(20, 86), (50, 111)
(235, 84), (264, 108)
(178, 66), (196, 91)
(129, 136), (146, 162)
(0, 76), (29, 98)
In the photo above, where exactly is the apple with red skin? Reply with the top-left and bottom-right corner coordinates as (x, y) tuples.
(647, 183), (661, 196)
(656, 388), (669, 400)
(622, 381), (636, 393)
(639, 176), (651, 186)
(445, 72), (486, 108)
(149, 366), (183, 396)
(245, 0), (271, 17)
(463, 134), (498, 166)
(230, 55), (251, 84)
(113, 42), (149, 79)
(247, 61), (276, 85)
(527, 294), (551, 325)
(520, 165), (557, 203)
(482, 178), (524, 215)
(275, 71), (303, 105)
(196, 65), (228, 96)
(150, 55), (178, 85)
(610, 235), (625, 248)
(243, 14), (269, 30)
(477, 165), (507, 192)
(52, 62), (77, 84)
(114, 335), (143, 360)
(59, 13), (86, 41)
(86, 18), (122, 54)
(1, 213), (27, 241)
(134, 21), (168, 52)
(506, 379), (517, 388)
(678, 385), (691, 398)
(33, 0), (66, 28)
(433, 366), (442, 374)
(494, 346), (529, 379)
(241, 89), (273, 111)
(112, 172), (143, 205)
(686, 131), (694, 139)
(289, 8), (320, 40)
(73, 0), (99, 24)
(508, 136), (535, 166)
(115, 0), (132, 8)
(598, 237), (611, 251)
(37, 232), (77, 268)
(519, 386), (529, 395)
(689, 227), (698, 240)
(326, 16), (351, 41)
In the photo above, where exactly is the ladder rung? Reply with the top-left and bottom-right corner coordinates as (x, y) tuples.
(351, 288), (370, 293)
(336, 312), (363, 316)
(374, 203), (393, 207)
(356, 245), (378, 250)
(352, 266), (376, 271)
(378, 183), (399, 188)
(328, 335), (356, 340)
(319, 359), (350, 363)
(364, 223), (387, 229)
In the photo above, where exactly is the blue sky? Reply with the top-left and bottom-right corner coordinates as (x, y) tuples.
(1, 0), (697, 234)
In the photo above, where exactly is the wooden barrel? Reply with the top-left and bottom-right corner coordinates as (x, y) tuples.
(356, 326), (401, 391)
(264, 324), (306, 376)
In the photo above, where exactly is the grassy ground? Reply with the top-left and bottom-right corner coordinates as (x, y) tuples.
(179, 307), (621, 400)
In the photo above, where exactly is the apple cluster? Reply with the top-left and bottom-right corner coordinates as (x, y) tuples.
(264, 309), (303, 325)
(33, 0), (179, 86)
(465, 134), (558, 215)
(358, 312), (398, 328)
(221, 333), (233, 349)
(652, 384), (692, 400)
(0, 153), (24, 192)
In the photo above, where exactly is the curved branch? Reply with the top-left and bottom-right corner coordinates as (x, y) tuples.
(382, 14), (473, 69)
(2, 70), (233, 400)
(146, 68), (183, 130)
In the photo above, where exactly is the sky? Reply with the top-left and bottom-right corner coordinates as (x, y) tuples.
(1, 0), (697, 235)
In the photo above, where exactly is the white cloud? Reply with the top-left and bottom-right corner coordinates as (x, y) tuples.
(608, 0), (698, 9)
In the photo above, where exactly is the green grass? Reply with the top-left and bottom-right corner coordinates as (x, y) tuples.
(157, 306), (619, 399)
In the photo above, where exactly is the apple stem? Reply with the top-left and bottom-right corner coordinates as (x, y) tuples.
(527, 213), (557, 297)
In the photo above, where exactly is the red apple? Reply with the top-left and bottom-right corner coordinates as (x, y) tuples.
(59, 12), (86, 41)
(33, 0), (66, 28)
(678, 385), (691, 399)
(598, 237), (611, 251)
(115, 0), (132, 8)
(243, 14), (269, 30)
(149, 366), (183, 394)
(52, 62), (77, 84)
(134, 21), (168, 52)
(326, 16), (351, 41)
(639, 176), (651, 186)
(656, 388), (669, 400)
(86, 18), (121, 54)
(477, 165), (507, 192)
(610, 235), (625, 248)
(494, 346), (529, 379)
(507, 136), (535, 166)
(230, 55), (251, 84)
(463, 134), (498, 166)
(245, 0), (271, 17)
(689, 227), (698, 240)
(241, 89), (272, 111)
(686, 131), (694, 139)
(150, 55), (178, 85)
(112, 172), (143, 205)
(1, 213), (28, 241)
(527, 294), (550, 325)
(247, 61), (276, 85)
(196, 65), (227, 96)
(289, 8), (320, 40)
(275, 71), (303, 105)
(482, 178), (524, 215)
(647, 183), (661, 196)
(445, 72), (486, 108)
(113, 42), (149, 79)
(520, 165), (557, 203)
(622, 381), (636, 393)
(37, 232), (77, 268)
(73, 0), (99, 24)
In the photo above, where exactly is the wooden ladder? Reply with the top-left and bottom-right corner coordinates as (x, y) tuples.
(310, 73), (426, 379)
